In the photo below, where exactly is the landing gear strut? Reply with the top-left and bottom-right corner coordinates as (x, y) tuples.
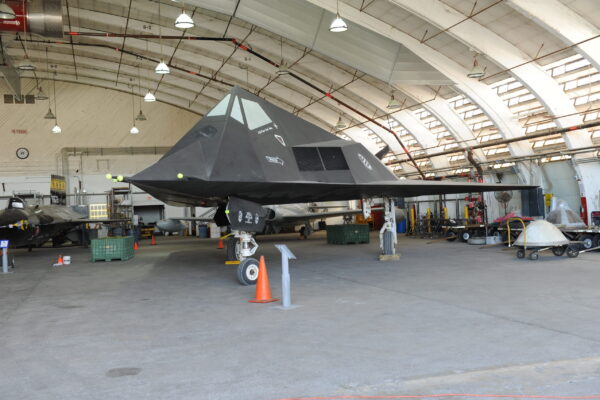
(299, 224), (312, 239)
(231, 230), (259, 285)
(379, 197), (399, 260)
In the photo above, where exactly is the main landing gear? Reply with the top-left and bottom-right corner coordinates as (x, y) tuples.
(379, 197), (398, 260)
(227, 230), (260, 285)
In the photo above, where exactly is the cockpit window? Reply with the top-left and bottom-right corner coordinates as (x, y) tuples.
(241, 99), (272, 130)
(206, 94), (231, 117)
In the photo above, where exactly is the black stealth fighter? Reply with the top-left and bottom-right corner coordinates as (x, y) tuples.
(127, 87), (533, 284)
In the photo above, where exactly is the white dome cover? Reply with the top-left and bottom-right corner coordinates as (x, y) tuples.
(514, 220), (569, 247)
(546, 199), (585, 228)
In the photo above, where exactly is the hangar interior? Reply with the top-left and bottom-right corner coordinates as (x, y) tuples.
(1, 0), (600, 399)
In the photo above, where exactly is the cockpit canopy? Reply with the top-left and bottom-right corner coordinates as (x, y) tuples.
(7, 197), (26, 210)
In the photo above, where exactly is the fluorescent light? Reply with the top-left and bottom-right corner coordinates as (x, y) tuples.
(144, 91), (156, 102)
(329, 14), (347, 32)
(0, 3), (15, 19)
(17, 64), (36, 71)
(44, 108), (55, 119)
(175, 11), (194, 29)
(130, 126), (140, 134)
(51, 123), (62, 134)
(155, 60), (170, 74)
(335, 116), (347, 129)
(387, 94), (401, 109)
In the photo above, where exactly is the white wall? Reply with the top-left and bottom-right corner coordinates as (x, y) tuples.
(0, 79), (198, 177)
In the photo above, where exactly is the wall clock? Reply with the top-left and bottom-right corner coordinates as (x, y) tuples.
(16, 147), (29, 159)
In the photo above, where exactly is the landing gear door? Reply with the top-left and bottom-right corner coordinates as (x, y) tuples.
(362, 198), (372, 220)
(226, 197), (268, 233)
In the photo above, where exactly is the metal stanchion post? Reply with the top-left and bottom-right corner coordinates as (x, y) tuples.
(1, 240), (10, 274)
(274, 244), (297, 309)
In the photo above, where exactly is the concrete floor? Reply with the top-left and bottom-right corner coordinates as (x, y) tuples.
(1, 232), (600, 400)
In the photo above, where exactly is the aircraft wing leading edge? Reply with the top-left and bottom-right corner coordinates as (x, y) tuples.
(128, 178), (532, 206)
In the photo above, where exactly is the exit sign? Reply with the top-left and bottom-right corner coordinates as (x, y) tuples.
(11, 129), (27, 135)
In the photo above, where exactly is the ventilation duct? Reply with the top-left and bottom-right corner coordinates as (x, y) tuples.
(0, 0), (63, 38)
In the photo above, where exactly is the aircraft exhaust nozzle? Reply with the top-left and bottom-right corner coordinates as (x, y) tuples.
(265, 208), (276, 220)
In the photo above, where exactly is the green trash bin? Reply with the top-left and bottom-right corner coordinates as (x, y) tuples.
(91, 236), (135, 262)
(326, 224), (370, 245)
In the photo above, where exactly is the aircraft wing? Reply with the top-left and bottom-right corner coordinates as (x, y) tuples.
(75, 218), (129, 224)
(169, 217), (214, 223)
(129, 179), (534, 206)
(275, 209), (361, 224)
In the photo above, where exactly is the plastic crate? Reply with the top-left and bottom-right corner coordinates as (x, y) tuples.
(326, 224), (370, 245)
(91, 236), (135, 262)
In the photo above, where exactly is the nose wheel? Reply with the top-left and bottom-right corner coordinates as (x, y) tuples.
(237, 258), (259, 285)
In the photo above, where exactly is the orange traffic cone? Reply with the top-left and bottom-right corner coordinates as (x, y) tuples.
(151, 235), (156, 246)
(249, 256), (278, 303)
(53, 255), (63, 266)
(134, 241), (139, 250)
(217, 239), (224, 249)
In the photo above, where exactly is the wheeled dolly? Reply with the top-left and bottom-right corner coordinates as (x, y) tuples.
(515, 244), (580, 260)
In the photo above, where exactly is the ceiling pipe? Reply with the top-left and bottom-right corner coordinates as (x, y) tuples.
(0, 0), (63, 38)
(389, 119), (600, 165)
(398, 144), (600, 179)
(23, 38), (234, 88)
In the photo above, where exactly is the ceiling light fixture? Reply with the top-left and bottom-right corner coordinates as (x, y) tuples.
(144, 91), (156, 102)
(50, 69), (61, 133)
(136, 64), (148, 120)
(130, 85), (140, 134)
(387, 93), (401, 109)
(335, 116), (347, 129)
(44, 108), (55, 119)
(35, 87), (48, 100)
(136, 109), (147, 121)
(17, 63), (36, 71)
(0, 2), (15, 20)
(175, 10), (194, 29)
(155, 0), (170, 74)
(467, 55), (485, 79)
(276, 37), (290, 76)
(155, 60), (170, 74)
(329, 0), (347, 32)
(276, 65), (289, 76)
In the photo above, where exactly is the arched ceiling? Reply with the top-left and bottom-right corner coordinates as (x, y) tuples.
(1, 0), (599, 178)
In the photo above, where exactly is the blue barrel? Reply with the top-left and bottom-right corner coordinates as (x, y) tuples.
(397, 219), (407, 233)
(198, 224), (209, 238)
